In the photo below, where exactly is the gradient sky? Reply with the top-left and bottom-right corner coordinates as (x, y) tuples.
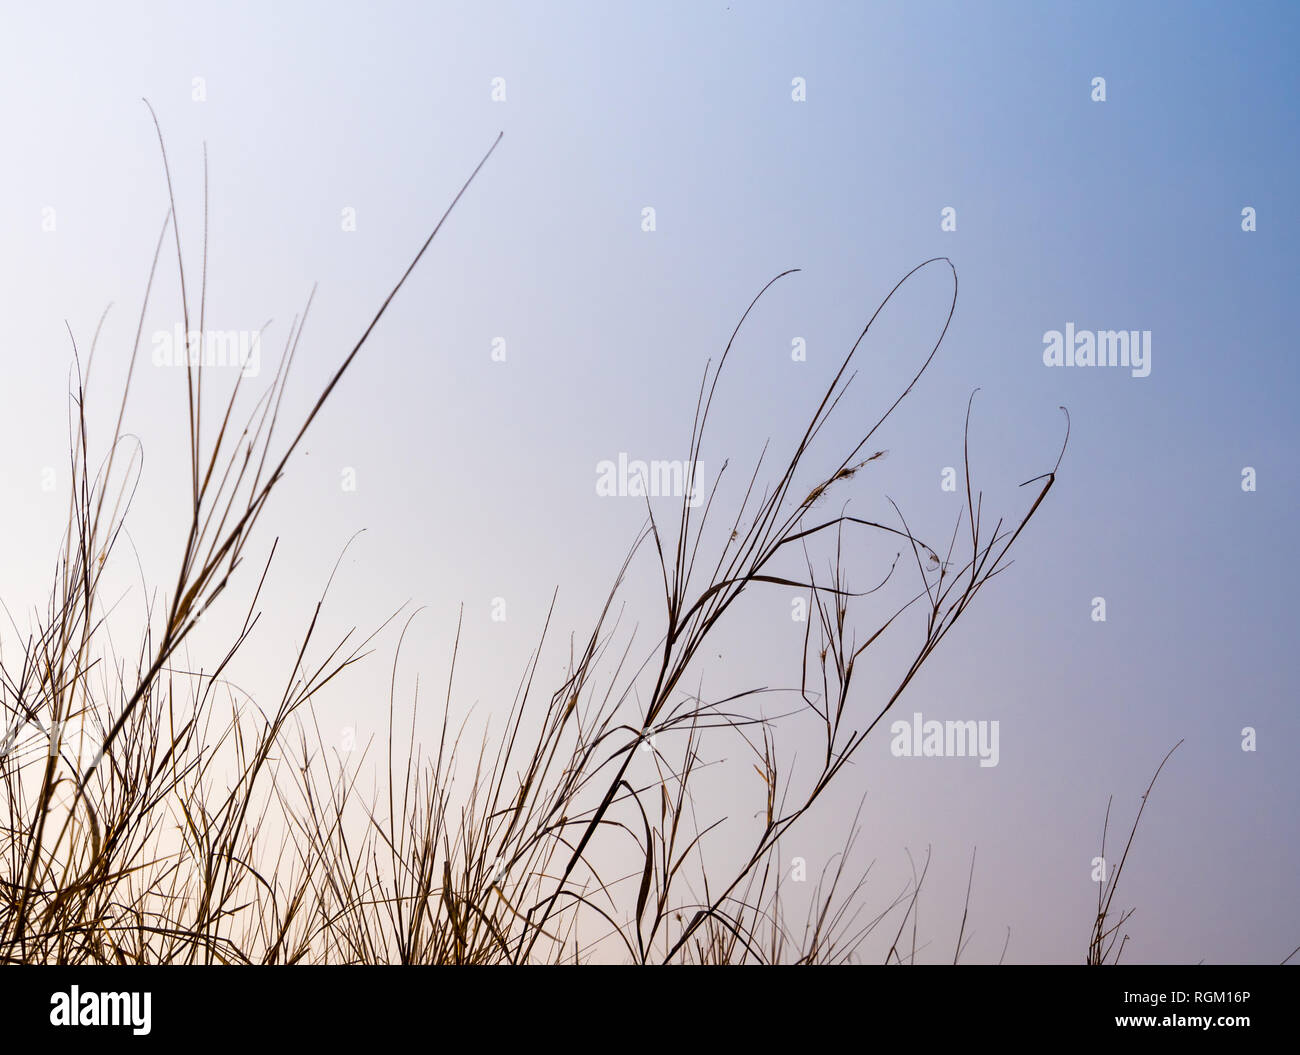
(0, 0), (1296, 963)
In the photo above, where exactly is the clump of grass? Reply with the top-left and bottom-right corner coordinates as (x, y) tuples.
(0, 114), (1065, 964)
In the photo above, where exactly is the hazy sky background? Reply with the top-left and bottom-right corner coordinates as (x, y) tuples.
(1, 0), (1296, 963)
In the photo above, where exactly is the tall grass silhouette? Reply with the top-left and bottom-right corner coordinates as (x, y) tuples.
(0, 117), (1069, 965)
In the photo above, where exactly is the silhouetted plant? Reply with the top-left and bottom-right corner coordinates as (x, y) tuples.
(0, 114), (1066, 964)
(1087, 742), (1181, 965)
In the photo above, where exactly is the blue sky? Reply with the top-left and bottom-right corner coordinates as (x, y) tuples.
(0, 0), (1296, 962)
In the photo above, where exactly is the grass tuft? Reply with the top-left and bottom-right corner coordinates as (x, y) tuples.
(1, 120), (1075, 965)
